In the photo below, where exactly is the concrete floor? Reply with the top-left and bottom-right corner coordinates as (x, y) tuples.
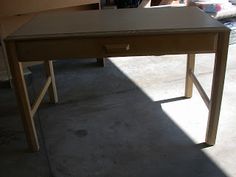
(0, 44), (236, 177)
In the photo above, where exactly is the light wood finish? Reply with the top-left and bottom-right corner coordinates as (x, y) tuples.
(5, 41), (39, 151)
(31, 77), (52, 117)
(206, 31), (230, 145)
(15, 33), (217, 60)
(9, 8), (225, 40)
(5, 7), (230, 151)
(189, 70), (210, 109)
(105, 43), (130, 53)
(0, 14), (34, 38)
(96, 58), (105, 67)
(44, 61), (58, 103)
(185, 54), (195, 98)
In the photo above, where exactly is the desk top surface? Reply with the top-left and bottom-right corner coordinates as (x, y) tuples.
(7, 7), (229, 40)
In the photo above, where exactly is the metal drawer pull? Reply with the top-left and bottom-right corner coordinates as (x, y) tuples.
(104, 44), (130, 53)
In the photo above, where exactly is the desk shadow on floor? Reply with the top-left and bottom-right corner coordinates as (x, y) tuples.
(30, 58), (227, 177)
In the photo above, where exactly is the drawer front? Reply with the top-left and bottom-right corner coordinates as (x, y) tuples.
(15, 32), (217, 61)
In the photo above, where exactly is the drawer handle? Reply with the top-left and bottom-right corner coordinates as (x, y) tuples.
(104, 44), (130, 53)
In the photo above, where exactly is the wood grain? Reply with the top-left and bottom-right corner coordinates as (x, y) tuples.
(5, 41), (39, 151)
(185, 54), (195, 98)
(206, 31), (230, 145)
(44, 61), (58, 103)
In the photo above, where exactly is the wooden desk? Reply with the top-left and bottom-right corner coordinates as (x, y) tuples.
(5, 7), (230, 152)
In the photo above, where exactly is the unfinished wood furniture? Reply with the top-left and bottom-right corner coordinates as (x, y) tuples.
(5, 7), (230, 152)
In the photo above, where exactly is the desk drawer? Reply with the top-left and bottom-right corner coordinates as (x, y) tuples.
(15, 32), (217, 61)
(98, 33), (217, 56)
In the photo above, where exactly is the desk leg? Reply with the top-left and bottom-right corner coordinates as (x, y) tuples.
(205, 32), (229, 145)
(185, 54), (195, 98)
(44, 61), (58, 103)
(97, 58), (105, 67)
(6, 42), (39, 152)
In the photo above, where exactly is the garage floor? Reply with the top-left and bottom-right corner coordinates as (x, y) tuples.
(0, 44), (236, 177)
